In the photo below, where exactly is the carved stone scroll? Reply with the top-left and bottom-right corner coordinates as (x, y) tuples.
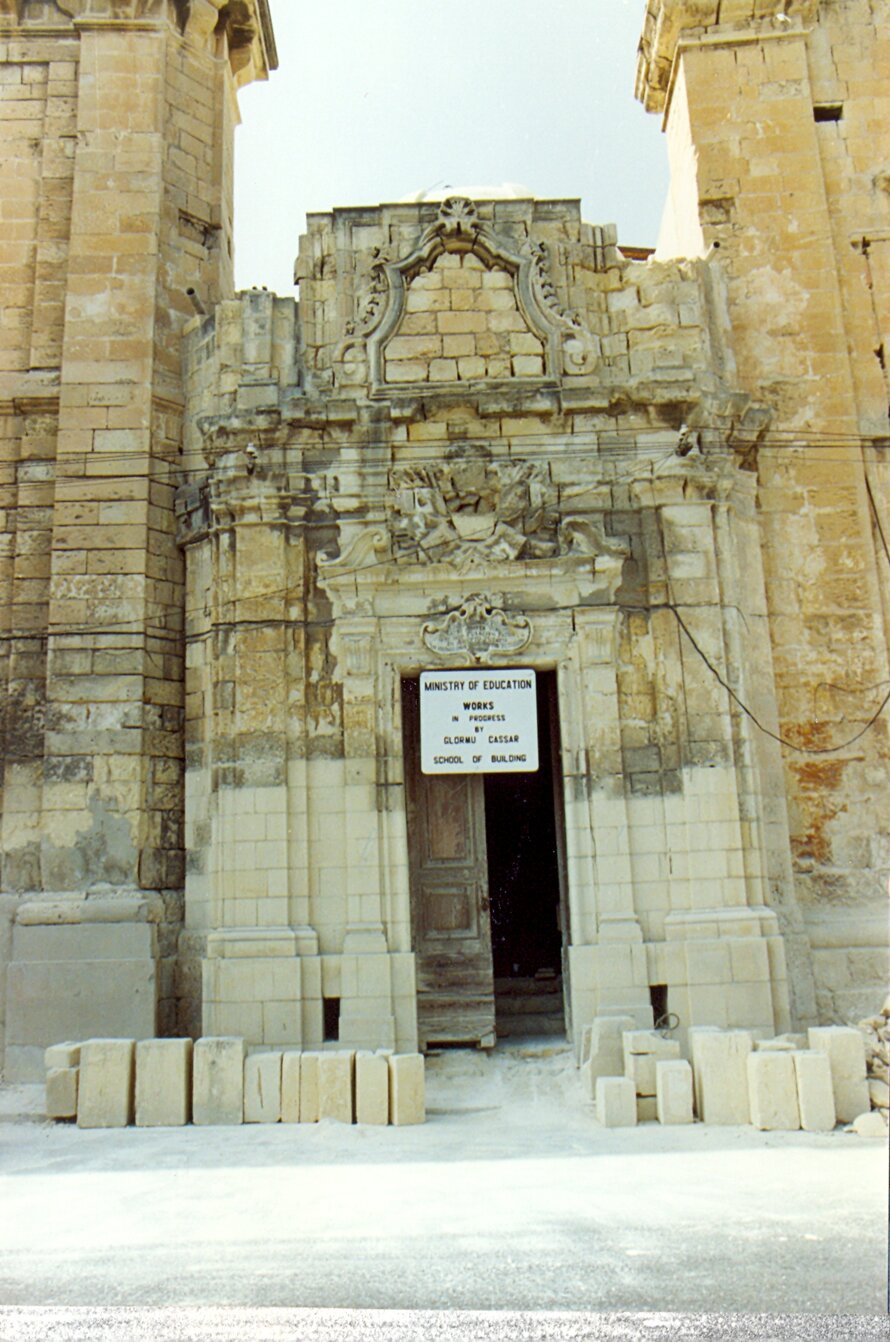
(422, 595), (532, 662)
(344, 197), (602, 388)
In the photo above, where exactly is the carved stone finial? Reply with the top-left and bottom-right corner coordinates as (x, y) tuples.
(436, 197), (480, 239)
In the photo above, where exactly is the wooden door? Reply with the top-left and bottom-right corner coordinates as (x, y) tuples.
(402, 680), (496, 1049)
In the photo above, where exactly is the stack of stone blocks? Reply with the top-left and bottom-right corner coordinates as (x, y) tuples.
(45, 1038), (425, 1128)
(579, 1015), (876, 1134)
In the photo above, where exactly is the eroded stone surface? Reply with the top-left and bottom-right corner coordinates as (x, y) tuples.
(76, 1039), (135, 1129)
(192, 1038), (246, 1127)
(135, 1039), (193, 1128)
(595, 1075), (637, 1128)
(1, 0), (887, 1082)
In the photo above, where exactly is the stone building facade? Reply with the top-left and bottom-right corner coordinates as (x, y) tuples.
(0, 0), (887, 1079)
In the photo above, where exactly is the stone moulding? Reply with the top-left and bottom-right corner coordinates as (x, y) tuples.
(0, 0), (276, 84)
(316, 524), (628, 622)
(339, 197), (601, 393)
(421, 595), (532, 663)
(634, 0), (817, 115)
(317, 528), (389, 577)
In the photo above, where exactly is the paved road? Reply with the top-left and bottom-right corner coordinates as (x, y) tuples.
(0, 1047), (886, 1317)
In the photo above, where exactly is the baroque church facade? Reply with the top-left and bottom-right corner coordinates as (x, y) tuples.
(0, 0), (887, 1079)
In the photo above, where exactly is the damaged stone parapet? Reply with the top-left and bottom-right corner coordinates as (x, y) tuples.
(284, 196), (737, 404)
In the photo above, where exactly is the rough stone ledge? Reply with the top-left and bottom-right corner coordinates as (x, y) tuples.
(15, 893), (168, 926)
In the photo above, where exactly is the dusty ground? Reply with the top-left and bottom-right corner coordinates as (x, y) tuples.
(0, 1040), (886, 1329)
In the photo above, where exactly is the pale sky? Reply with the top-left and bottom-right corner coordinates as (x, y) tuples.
(233, 0), (670, 295)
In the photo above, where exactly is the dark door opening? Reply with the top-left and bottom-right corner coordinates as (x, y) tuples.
(403, 669), (568, 1049)
(483, 671), (566, 1038)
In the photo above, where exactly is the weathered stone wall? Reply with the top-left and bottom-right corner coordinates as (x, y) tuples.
(177, 195), (813, 1054)
(2, 0), (884, 1077)
(637, 0), (890, 1023)
(0, 0), (275, 1077)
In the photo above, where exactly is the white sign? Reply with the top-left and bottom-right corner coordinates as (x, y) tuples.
(420, 669), (538, 774)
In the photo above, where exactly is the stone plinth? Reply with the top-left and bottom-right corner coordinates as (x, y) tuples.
(355, 1050), (389, 1126)
(318, 1051), (354, 1123)
(580, 1015), (636, 1098)
(244, 1051), (282, 1123)
(389, 1053), (425, 1126)
(135, 1039), (193, 1127)
(77, 1039), (135, 1129)
(192, 1037), (246, 1126)
(299, 1052), (322, 1122)
(595, 1076), (637, 1128)
(281, 1051), (302, 1123)
(807, 1027), (869, 1123)
(689, 1029), (752, 1124)
(655, 1059), (694, 1125)
(623, 1030), (681, 1096)
(46, 1067), (79, 1120)
(792, 1050), (836, 1133)
(747, 1050), (800, 1131)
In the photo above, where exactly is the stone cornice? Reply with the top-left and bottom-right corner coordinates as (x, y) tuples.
(0, 0), (276, 84)
(634, 0), (818, 116)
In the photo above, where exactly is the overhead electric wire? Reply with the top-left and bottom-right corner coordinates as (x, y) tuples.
(3, 437), (889, 755)
(3, 428), (888, 477)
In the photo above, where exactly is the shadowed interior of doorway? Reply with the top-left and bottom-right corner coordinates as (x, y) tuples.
(485, 670), (565, 1040)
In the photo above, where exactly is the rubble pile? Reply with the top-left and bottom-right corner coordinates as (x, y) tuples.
(857, 996), (890, 1129)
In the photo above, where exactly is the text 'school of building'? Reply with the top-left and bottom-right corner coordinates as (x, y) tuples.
(0, 0), (887, 1081)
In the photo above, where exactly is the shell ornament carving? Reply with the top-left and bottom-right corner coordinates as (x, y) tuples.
(422, 595), (532, 662)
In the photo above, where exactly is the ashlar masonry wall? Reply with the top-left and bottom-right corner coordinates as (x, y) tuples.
(637, 0), (890, 1023)
(177, 195), (812, 1056)
(0, 0), (275, 1079)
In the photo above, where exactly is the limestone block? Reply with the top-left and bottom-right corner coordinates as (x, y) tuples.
(77, 1039), (135, 1129)
(355, 1050), (389, 1126)
(281, 1051), (301, 1123)
(623, 1031), (681, 1096)
(852, 1110), (888, 1138)
(868, 1078), (889, 1110)
(747, 1051), (800, 1131)
(389, 1053), (425, 1126)
(754, 1035), (807, 1051)
(244, 1052), (282, 1123)
(580, 1015), (636, 1093)
(135, 1039), (193, 1127)
(6, 956), (156, 1082)
(807, 1027), (870, 1123)
(318, 1051), (354, 1123)
(792, 1050), (836, 1133)
(45, 1067), (78, 1120)
(44, 1042), (81, 1070)
(595, 1076), (637, 1128)
(299, 1052), (322, 1122)
(655, 1059), (694, 1125)
(192, 1037), (246, 1126)
(689, 1029), (752, 1125)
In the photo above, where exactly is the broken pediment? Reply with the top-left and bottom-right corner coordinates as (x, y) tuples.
(337, 197), (600, 393)
(383, 250), (546, 386)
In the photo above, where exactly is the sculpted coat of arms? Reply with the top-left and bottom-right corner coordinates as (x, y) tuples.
(387, 450), (559, 569)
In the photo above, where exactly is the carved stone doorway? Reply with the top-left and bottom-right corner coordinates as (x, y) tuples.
(402, 672), (568, 1051)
